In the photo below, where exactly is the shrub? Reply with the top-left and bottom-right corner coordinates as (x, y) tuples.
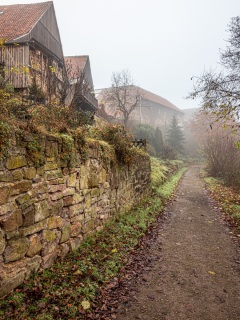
(90, 124), (135, 165)
(0, 121), (11, 159)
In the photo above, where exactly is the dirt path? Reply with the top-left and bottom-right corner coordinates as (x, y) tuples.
(116, 166), (240, 320)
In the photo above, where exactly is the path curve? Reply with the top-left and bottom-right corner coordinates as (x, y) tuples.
(117, 166), (240, 320)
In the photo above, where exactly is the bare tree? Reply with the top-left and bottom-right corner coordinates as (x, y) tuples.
(189, 16), (240, 132)
(104, 70), (142, 127)
(61, 59), (90, 109)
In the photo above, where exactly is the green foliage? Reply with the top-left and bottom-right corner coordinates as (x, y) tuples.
(74, 127), (89, 161)
(60, 134), (75, 167)
(166, 115), (185, 159)
(0, 121), (11, 159)
(151, 157), (168, 189)
(151, 157), (186, 195)
(26, 138), (45, 167)
(90, 124), (135, 165)
(156, 167), (187, 199)
(132, 123), (164, 157)
(0, 75), (14, 92)
(29, 81), (46, 101)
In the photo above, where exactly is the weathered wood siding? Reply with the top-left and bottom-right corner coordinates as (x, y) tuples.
(11, 5), (64, 62)
(0, 45), (29, 88)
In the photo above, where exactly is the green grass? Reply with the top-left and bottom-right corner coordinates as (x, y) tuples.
(156, 167), (187, 199)
(0, 165), (187, 319)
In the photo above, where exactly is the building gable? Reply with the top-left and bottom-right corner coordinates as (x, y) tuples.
(0, 1), (63, 61)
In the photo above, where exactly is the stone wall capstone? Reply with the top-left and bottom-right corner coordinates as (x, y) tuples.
(0, 132), (151, 297)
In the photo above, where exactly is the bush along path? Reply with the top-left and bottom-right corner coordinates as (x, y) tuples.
(116, 165), (240, 320)
(0, 167), (186, 320)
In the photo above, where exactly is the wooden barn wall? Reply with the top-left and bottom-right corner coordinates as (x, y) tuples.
(0, 45), (30, 88)
(29, 47), (64, 100)
(84, 59), (94, 91)
(30, 6), (64, 61)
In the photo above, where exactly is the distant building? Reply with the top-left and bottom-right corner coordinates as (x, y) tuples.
(182, 107), (199, 123)
(0, 1), (65, 102)
(64, 56), (98, 112)
(96, 86), (184, 128)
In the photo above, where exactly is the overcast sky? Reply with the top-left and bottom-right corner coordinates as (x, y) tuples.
(4, 0), (240, 109)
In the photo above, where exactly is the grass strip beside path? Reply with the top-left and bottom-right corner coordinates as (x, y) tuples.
(0, 167), (187, 320)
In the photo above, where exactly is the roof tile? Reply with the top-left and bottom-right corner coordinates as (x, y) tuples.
(0, 2), (52, 41)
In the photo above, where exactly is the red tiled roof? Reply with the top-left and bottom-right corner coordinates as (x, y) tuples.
(97, 86), (183, 113)
(64, 56), (89, 79)
(134, 86), (183, 113)
(0, 1), (52, 41)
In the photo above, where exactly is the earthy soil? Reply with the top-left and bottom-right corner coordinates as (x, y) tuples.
(114, 166), (240, 320)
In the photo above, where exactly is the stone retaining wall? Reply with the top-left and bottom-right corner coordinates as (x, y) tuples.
(0, 132), (151, 297)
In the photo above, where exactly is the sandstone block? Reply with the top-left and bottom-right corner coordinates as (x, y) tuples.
(1, 209), (22, 232)
(100, 168), (107, 183)
(70, 237), (82, 251)
(62, 188), (75, 197)
(16, 193), (31, 205)
(41, 251), (58, 269)
(63, 196), (73, 207)
(67, 173), (77, 187)
(35, 200), (49, 222)
(4, 237), (29, 262)
(11, 181), (32, 196)
(23, 167), (36, 180)
(22, 205), (35, 227)
(26, 255), (41, 278)
(44, 162), (58, 171)
(43, 229), (57, 242)
(12, 169), (23, 181)
(48, 184), (66, 193)
(59, 243), (69, 258)
(85, 193), (91, 209)
(27, 234), (42, 257)
(41, 236), (59, 256)
(47, 216), (64, 229)
(0, 270), (25, 298)
(79, 174), (88, 189)
(50, 200), (63, 215)
(69, 203), (84, 217)
(60, 224), (71, 243)
(70, 221), (82, 237)
(6, 155), (27, 170)
(0, 228), (6, 254)
(72, 193), (84, 204)
(0, 172), (13, 182)
(50, 193), (62, 201)
(21, 219), (47, 236)
(0, 186), (11, 205)
(70, 213), (84, 223)
(48, 178), (65, 185)
(46, 170), (62, 181)
(82, 220), (95, 234)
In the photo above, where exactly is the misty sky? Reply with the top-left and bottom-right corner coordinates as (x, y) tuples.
(3, 0), (240, 109)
